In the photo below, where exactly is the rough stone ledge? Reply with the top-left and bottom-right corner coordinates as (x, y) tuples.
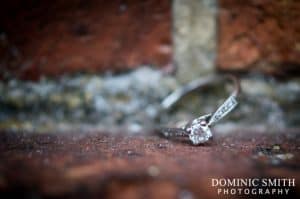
(0, 129), (299, 198)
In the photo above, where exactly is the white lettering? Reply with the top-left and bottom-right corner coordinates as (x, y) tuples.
(227, 179), (234, 186)
(244, 188), (250, 194)
(223, 189), (229, 194)
(240, 179), (247, 186)
(230, 189), (236, 195)
(237, 188), (243, 194)
(219, 179), (226, 186)
(252, 178), (259, 187)
(261, 179), (268, 187)
(285, 188), (290, 194)
(288, 179), (295, 187)
(212, 179), (219, 187)
(211, 178), (295, 195)
(268, 179), (276, 186)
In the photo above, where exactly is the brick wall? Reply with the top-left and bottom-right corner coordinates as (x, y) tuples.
(1, 0), (300, 80)
(217, 0), (300, 76)
(0, 0), (172, 80)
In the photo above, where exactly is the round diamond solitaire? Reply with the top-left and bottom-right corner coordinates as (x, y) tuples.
(186, 116), (212, 145)
(158, 75), (240, 145)
(189, 123), (212, 145)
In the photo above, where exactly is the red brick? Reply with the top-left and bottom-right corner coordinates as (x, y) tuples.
(0, 0), (171, 80)
(0, 130), (299, 198)
(217, 0), (300, 76)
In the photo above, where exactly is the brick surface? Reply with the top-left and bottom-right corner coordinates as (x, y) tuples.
(218, 0), (300, 76)
(0, 0), (171, 80)
(0, 130), (299, 198)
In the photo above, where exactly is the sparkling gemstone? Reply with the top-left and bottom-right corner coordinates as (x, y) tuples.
(188, 121), (212, 145)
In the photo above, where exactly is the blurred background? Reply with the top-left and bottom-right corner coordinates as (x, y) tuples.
(0, 0), (299, 133)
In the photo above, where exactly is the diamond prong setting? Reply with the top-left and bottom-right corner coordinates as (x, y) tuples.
(185, 117), (212, 145)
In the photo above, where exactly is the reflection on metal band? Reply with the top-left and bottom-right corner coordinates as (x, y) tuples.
(208, 95), (238, 126)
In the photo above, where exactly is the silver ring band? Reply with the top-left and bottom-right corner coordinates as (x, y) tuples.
(158, 75), (240, 145)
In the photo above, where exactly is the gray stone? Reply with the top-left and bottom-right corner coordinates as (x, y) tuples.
(173, 0), (218, 83)
(0, 67), (300, 133)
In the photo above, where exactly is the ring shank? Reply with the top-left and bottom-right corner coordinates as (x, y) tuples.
(161, 75), (240, 110)
(158, 75), (240, 142)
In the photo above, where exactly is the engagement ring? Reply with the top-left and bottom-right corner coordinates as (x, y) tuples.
(159, 75), (240, 145)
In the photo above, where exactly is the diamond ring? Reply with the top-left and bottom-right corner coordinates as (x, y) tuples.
(159, 75), (240, 145)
